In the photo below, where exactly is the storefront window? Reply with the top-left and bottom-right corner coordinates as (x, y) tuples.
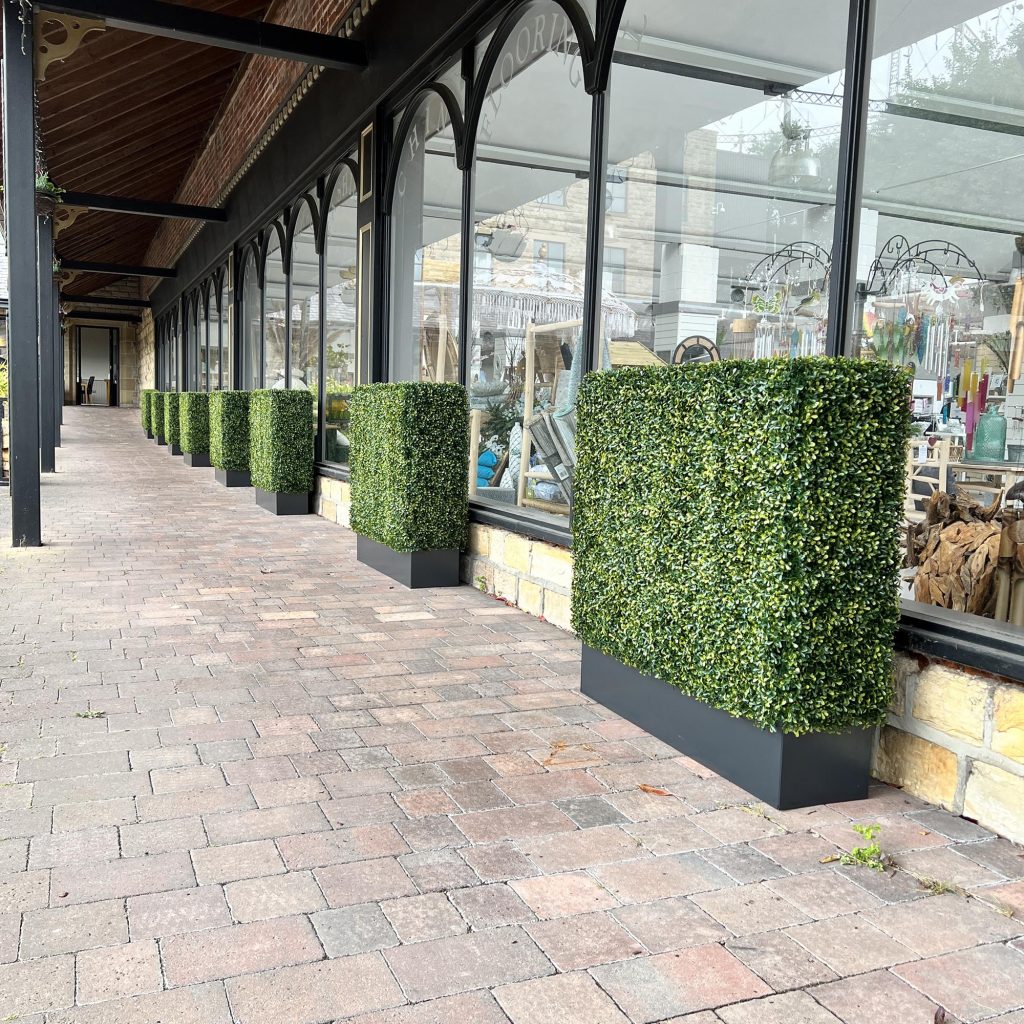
(208, 279), (221, 391)
(468, 2), (591, 521)
(218, 270), (230, 390)
(857, 2), (1024, 626)
(388, 86), (463, 383)
(599, 0), (849, 367)
(241, 246), (260, 390)
(323, 160), (359, 465)
(264, 227), (287, 388)
(198, 289), (210, 392)
(290, 199), (320, 396)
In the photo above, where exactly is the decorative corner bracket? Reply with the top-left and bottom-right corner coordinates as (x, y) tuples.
(52, 202), (87, 238)
(35, 12), (105, 83)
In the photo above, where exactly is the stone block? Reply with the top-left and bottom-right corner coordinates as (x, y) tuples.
(872, 726), (958, 810)
(992, 685), (1024, 764)
(469, 524), (492, 558)
(518, 580), (544, 617)
(318, 499), (338, 524)
(504, 534), (531, 573)
(494, 570), (518, 604)
(963, 760), (1024, 844)
(531, 543), (573, 589)
(890, 654), (918, 718)
(911, 665), (987, 744)
(542, 590), (572, 632)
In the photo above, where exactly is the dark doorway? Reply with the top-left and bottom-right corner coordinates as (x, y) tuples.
(75, 326), (119, 407)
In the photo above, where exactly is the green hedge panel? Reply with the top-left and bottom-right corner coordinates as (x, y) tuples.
(151, 392), (165, 441)
(572, 357), (912, 736)
(249, 389), (315, 493)
(140, 390), (156, 432)
(210, 391), (251, 471)
(163, 392), (181, 447)
(350, 382), (469, 554)
(180, 392), (210, 455)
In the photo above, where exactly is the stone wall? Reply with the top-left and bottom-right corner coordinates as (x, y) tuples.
(875, 654), (1024, 843)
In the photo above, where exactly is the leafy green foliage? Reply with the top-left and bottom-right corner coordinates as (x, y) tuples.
(180, 392), (210, 455)
(163, 392), (181, 447)
(572, 358), (912, 736)
(210, 391), (251, 471)
(0, 364), (7, 400)
(840, 824), (887, 871)
(249, 389), (314, 493)
(151, 392), (165, 441)
(140, 390), (156, 432)
(350, 382), (469, 554)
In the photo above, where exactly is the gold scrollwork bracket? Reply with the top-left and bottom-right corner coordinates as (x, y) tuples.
(35, 13), (106, 83)
(53, 203), (88, 238)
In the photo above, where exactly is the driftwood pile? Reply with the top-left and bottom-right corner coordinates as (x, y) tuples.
(908, 491), (1024, 622)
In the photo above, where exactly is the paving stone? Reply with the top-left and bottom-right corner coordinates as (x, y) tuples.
(162, 915), (323, 986)
(591, 943), (771, 1023)
(119, 815), (207, 857)
(311, 903), (399, 956)
(510, 871), (618, 918)
(690, 880), (812, 935)
(594, 853), (733, 904)
(955, 837), (1024, 879)
(701, 843), (789, 883)
(44, 982), (234, 1023)
(277, 823), (410, 870)
(752, 832), (842, 872)
(385, 925), (553, 1001)
(225, 870), (327, 922)
(767, 871), (883, 919)
(519, 825), (648, 871)
(203, 802), (330, 844)
(810, 969), (939, 1024)
(449, 882), (535, 927)
(612, 896), (731, 953)
(716, 991), (841, 1023)
(460, 841), (538, 882)
(75, 939), (162, 1003)
(725, 932), (838, 991)
(0, 868), (53, 912)
(0, 911), (19, 963)
(527, 910), (645, 971)
(127, 885), (232, 938)
(53, 796), (137, 832)
(897, 845), (1003, 887)
(381, 892), (467, 942)
(20, 899), (128, 958)
(225, 954), (405, 1024)
(345, 991), (509, 1024)
(315, 856), (416, 906)
(894, 943), (1024, 1022)
(28, 826), (120, 868)
(785, 916), (917, 975)
(0, 954), (76, 1016)
(51, 852), (196, 906)
(396, 813), (468, 852)
(151, 765), (225, 794)
(494, 971), (629, 1024)
(191, 839), (285, 884)
(454, 804), (577, 843)
(400, 848), (480, 892)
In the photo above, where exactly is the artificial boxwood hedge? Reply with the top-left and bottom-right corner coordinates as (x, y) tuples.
(164, 392), (181, 448)
(151, 391), (165, 441)
(180, 392), (210, 455)
(249, 389), (314, 493)
(210, 391), (251, 471)
(140, 389), (156, 432)
(350, 382), (469, 553)
(572, 357), (912, 736)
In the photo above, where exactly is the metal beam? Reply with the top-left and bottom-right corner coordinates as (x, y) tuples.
(66, 310), (140, 324)
(38, 212), (56, 473)
(60, 259), (175, 279)
(61, 190), (227, 222)
(4, 0), (42, 545)
(60, 293), (151, 308)
(36, 0), (368, 71)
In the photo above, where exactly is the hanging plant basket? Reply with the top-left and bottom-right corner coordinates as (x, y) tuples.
(35, 190), (58, 217)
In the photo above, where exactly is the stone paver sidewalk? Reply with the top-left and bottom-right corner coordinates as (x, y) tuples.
(1, 407), (1023, 1024)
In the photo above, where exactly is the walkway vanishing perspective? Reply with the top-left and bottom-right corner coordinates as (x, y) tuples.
(1, 409), (1024, 1024)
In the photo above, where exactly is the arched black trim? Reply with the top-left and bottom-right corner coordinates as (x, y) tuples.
(465, 0), (599, 150)
(259, 220), (286, 286)
(383, 83), (467, 216)
(286, 194), (321, 263)
(319, 157), (360, 252)
(595, 0), (628, 92)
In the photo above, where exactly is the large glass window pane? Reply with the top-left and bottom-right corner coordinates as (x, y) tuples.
(198, 292), (209, 392)
(856, 2), (1024, 626)
(389, 86), (463, 383)
(323, 161), (359, 465)
(468, 3), (591, 522)
(208, 281), (221, 391)
(600, 1), (848, 366)
(264, 229), (287, 388)
(219, 271), (230, 390)
(241, 247), (260, 390)
(290, 200), (320, 397)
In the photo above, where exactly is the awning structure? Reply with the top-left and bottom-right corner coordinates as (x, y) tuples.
(0, 0), (370, 546)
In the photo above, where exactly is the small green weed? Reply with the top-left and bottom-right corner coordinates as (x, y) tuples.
(75, 710), (105, 720)
(839, 823), (887, 871)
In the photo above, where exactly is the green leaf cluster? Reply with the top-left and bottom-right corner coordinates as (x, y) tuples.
(249, 389), (314, 493)
(151, 392), (166, 441)
(350, 382), (469, 554)
(180, 392), (210, 455)
(140, 389), (156, 432)
(210, 391), (251, 471)
(163, 392), (181, 447)
(572, 357), (912, 736)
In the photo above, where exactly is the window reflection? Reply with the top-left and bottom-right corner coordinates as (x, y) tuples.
(290, 200), (320, 398)
(264, 228), (287, 388)
(241, 247), (260, 390)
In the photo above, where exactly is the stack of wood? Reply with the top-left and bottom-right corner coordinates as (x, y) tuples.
(908, 490), (1024, 622)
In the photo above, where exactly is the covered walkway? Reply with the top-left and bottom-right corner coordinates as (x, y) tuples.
(1, 409), (1024, 1023)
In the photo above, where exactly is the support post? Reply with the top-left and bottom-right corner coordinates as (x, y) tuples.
(38, 211), (56, 472)
(54, 284), (62, 443)
(3, 0), (42, 545)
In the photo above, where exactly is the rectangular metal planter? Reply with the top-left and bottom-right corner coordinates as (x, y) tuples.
(215, 468), (251, 488)
(356, 535), (461, 589)
(155, 435), (167, 446)
(145, 428), (153, 440)
(183, 452), (211, 468)
(580, 645), (874, 810)
(255, 488), (312, 515)
(169, 443), (182, 456)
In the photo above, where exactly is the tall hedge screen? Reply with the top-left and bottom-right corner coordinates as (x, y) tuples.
(151, 392), (165, 440)
(572, 358), (912, 736)
(350, 382), (469, 554)
(210, 391), (250, 471)
(164, 392), (181, 447)
(249, 389), (314, 493)
(180, 392), (210, 455)
(140, 390), (155, 432)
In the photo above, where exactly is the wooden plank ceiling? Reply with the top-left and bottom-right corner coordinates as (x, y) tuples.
(23, 1), (274, 297)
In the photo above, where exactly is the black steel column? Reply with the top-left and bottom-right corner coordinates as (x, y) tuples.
(53, 284), (62, 445)
(825, 0), (876, 358)
(38, 212), (56, 472)
(3, 0), (41, 545)
(582, 89), (610, 372)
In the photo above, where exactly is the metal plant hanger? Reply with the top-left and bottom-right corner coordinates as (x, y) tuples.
(865, 235), (984, 308)
(745, 241), (832, 317)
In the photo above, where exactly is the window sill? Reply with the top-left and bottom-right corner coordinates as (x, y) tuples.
(470, 498), (572, 549)
(316, 462), (349, 482)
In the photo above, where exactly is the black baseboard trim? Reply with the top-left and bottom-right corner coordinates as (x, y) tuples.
(183, 452), (212, 468)
(356, 535), (461, 589)
(215, 468), (251, 488)
(255, 488), (312, 515)
(580, 645), (874, 810)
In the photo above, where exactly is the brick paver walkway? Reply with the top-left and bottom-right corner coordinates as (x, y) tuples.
(1, 407), (1023, 1024)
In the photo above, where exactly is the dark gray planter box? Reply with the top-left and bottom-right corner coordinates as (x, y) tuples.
(255, 488), (311, 515)
(145, 428), (153, 440)
(169, 443), (182, 456)
(215, 468), (251, 487)
(356, 535), (460, 589)
(155, 436), (167, 446)
(580, 645), (874, 810)
(183, 452), (211, 468)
